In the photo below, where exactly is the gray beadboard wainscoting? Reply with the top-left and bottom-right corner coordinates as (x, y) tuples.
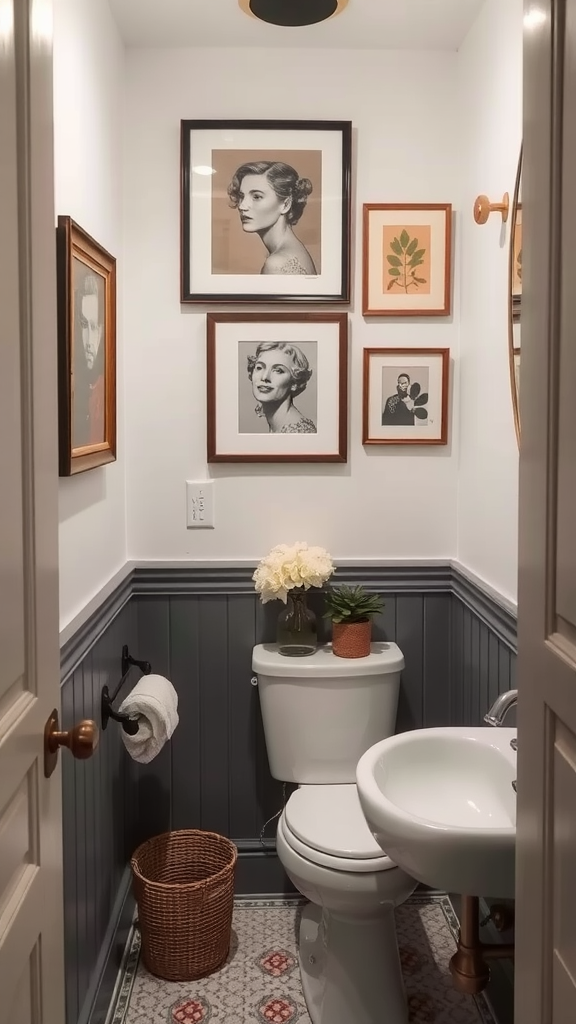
(60, 562), (517, 1024)
(60, 596), (139, 1024)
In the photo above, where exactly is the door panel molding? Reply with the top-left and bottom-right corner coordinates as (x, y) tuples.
(0, 1), (64, 1022)
(516, 0), (576, 1018)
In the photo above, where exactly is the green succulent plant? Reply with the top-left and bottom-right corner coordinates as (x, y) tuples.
(323, 585), (384, 625)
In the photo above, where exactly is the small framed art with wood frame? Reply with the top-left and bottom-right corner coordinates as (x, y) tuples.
(362, 347), (450, 445)
(56, 216), (117, 475)
(362, 203), (452, 316)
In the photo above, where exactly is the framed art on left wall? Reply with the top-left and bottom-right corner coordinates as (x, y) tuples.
(56, 216), (117, 475)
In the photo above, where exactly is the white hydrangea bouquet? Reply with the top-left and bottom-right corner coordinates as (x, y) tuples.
(252, 542), (335, 604)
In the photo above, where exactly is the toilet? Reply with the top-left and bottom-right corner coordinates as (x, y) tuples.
(252, 642), (417, 1024)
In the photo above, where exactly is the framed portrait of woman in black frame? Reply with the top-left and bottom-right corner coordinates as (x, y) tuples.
(181, 119), (352, 304)
(207, 312), (348, 462)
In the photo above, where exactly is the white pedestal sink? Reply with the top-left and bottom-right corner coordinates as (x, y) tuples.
(356, 727), (516, 898)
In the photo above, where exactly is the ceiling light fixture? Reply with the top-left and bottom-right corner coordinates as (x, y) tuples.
(239, 0), (349, 28)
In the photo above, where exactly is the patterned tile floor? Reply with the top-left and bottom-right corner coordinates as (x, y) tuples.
(107, 894), (498, 1024)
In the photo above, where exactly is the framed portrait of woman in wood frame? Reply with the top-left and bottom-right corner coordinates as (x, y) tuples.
(207, 312), (348, 462)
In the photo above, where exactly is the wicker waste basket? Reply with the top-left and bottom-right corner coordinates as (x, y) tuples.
(131, 828), (238, 982)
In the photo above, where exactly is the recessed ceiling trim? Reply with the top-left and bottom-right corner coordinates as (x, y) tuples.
(239, 0), (349, 28)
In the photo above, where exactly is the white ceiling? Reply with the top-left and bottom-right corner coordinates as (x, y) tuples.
(108, 0), (486, 50)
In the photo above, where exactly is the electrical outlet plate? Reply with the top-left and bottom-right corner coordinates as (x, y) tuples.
(186, 480), (215, 528)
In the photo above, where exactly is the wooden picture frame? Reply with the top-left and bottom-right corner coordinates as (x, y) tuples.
(207, 312), (348, 462)
(362, 347), (450, 445)
(181, 119), (352, 304)
(362, 203), (452, 316)
(56, 216), (116, 475)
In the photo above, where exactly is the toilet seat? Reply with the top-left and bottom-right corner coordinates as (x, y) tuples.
(281, 785), (397, 873)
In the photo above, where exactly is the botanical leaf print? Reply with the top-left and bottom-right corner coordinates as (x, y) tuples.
(386, 231), (428, 293)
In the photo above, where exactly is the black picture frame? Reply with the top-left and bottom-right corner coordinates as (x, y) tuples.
(181, 119), (351, 304)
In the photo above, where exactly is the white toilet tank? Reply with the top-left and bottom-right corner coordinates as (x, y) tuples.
(252, 642), (405, 784)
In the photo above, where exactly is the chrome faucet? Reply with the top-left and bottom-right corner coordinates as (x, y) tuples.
(484, 689), (518, 728)
(484, 689), (518, 767)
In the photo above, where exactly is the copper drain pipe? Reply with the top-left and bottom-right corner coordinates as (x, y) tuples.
(449, 896), (515, 995)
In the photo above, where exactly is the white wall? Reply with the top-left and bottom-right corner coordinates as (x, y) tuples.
(53, 0), (126, 627)
(456, 0), (523, 604)
(52, 8), (523, 619)
(123, 48), (460, 563)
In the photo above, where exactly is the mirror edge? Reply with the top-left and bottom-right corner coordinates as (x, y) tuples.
(508, 143), (523, 446)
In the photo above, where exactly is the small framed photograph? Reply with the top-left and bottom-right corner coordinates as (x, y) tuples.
(362, 203), (452, 316)
(56, 216), (117, 475)
(207, 312), (348, 463)
(362, 348), (450, 445)
(181, 119), (352, 304)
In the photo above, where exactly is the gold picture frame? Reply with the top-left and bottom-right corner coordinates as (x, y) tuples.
(56, 216), (117, 475)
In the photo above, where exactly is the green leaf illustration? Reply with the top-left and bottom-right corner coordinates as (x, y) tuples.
(414, 407), (428, 420)
(409, 383), (421, 400)
(414, 393), (429, 406)
(386, 229), (428, 294)
(409, 253), (425, 270)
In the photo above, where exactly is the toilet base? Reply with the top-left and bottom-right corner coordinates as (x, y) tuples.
(298, 902), (409, 1024)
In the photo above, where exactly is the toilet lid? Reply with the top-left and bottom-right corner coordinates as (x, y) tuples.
(284, 784), (386, 860)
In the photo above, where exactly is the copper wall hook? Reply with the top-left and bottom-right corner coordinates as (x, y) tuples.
(473, 192), (510, 224)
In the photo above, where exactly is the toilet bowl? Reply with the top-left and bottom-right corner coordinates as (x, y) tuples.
(252, 642), (417, 1024)
(276, 783), (416, 1024)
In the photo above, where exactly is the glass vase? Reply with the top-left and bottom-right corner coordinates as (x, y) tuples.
(276, 589), (317, 656)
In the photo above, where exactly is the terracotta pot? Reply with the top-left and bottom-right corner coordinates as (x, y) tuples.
(332, 619), (372, 658)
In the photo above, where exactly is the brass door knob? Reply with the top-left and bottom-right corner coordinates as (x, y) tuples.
(44, 709), (99, 777)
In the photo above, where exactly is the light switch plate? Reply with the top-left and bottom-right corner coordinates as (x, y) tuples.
(186, 480), (215, 528)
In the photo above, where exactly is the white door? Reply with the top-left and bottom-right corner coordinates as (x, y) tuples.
(515, 0), (576, 1019)
(0, 1), (65, 1021)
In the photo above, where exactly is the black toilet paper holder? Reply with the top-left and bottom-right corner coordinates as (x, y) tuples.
(101, 645), (152, 735)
